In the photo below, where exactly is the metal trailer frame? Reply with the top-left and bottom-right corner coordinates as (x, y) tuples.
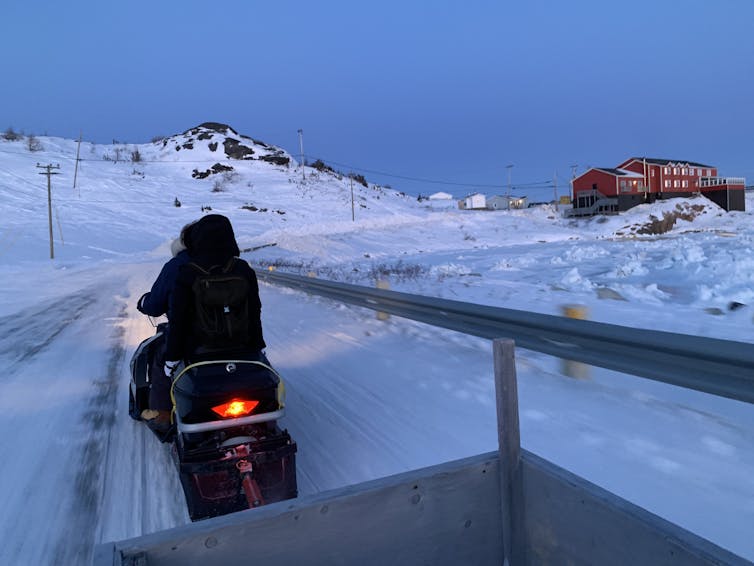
(95, 340), (751, 566)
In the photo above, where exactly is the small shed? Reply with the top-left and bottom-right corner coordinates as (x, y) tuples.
(459, 193), (486, 210)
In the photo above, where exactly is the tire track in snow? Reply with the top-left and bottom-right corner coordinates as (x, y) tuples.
(51, 307), (126, 565)
(0, 289), (98, 371)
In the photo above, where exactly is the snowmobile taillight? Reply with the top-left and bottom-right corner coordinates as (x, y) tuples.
(211, 399), (260, 418)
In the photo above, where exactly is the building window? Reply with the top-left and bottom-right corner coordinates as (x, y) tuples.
(664, 167), (670, 174)
(674, 180), (680, 188)
(682, 168), (688, 175)
(673, 168), (679, 175)
(705, 169), (710, 176)
(690, 168), (695, 175)
(664, 180), (671, 188)
(620, 180), (627, 188)
(682, 180), (688, 188)
(651, 170), (655, 177)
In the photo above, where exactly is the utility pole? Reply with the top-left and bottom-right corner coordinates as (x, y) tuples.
(553, 171), (559, 211)
(297, 129), (305, 181)
(350, 176), (355, 221)
(570, 164), (578, 207)
(37, 163), (61, 259)
(505, 164), (514, 200)
(73, 130), (82, 193)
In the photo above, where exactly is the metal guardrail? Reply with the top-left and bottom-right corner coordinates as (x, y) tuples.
(257, 271), (754, 404)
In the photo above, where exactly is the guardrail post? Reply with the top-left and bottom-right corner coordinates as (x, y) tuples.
(376, 279), (390, 320)
(494, 338), (525, 565)
(560, 304), (591, 379)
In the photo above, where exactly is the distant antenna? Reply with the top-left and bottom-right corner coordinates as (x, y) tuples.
(297, 129), (305, 181)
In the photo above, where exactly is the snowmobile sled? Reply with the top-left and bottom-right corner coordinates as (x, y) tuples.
(129, 324), (298, 521)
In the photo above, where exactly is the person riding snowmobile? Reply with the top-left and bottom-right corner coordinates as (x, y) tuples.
(163, 214), (266, 383)
(137, 221), (196, 318)
(135, 220), (196, 430)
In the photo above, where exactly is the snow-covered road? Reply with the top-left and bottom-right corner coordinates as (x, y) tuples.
(1, 263), (753, 565)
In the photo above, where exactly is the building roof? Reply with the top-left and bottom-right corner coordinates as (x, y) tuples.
(488, 195), (526, 201)
(627, 157), (712, 168)
(428, 191), (453, 200)
(594, 168), (644, 177)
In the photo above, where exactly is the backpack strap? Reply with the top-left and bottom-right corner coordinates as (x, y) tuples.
(221, 257), (238, 274)
(188, 258), (238, 275)
(188, 262), (210, 275)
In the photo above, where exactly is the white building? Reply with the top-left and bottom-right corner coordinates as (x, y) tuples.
(428, 191), (453, 200)
(486, 195), (528, 210)
(458, 193), (486, 210)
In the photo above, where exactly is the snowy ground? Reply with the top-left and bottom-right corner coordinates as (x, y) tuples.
(1, 128), (753, 564)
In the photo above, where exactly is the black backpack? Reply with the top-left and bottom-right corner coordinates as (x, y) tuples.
(189, 258), (250, 348)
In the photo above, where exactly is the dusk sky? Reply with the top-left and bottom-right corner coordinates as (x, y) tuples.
(2, 0), (752, 198)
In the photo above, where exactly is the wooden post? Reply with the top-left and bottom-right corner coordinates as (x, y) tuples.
(493, 338), (525, 565)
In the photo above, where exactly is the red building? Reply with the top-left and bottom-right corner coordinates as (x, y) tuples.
(571, 157), (745, 213)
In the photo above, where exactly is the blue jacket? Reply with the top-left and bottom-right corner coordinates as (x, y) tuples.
(137, 250), (192, 317)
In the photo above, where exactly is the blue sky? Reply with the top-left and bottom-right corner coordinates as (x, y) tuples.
(2, 0), (752, 198)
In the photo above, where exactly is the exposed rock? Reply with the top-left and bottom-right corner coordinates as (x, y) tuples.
(223, 138), (255, 160)
(631, 204), (708, 235)
(192, 163), (235, 179)
(184, 122), (238, 136)
(259, 154), (289, 166)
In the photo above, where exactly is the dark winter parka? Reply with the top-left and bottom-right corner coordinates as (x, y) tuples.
(136, 250), (192, 317)
(165, 214), (265, 361)
(136, 220), (197, 318)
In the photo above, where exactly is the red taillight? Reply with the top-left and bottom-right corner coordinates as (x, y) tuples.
(211, 399), (260, 418)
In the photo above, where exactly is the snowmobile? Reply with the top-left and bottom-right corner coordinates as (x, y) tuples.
(129, 322), (298, 521)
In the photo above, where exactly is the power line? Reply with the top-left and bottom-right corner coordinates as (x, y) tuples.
(0, 147), (566, 193)
(309, 156), (553, 190)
